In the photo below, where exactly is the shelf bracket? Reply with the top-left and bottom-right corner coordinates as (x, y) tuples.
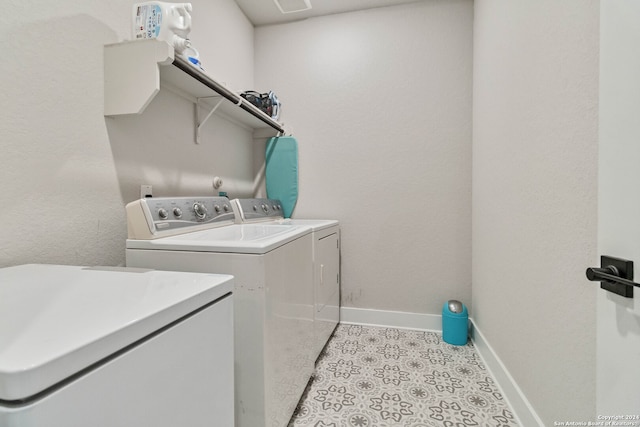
(195, 97), (224, 144)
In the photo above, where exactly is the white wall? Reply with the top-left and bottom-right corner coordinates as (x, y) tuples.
(472, 0), (599, 424)
(254, 0), (473, 315)
(0, 0), (255, 268)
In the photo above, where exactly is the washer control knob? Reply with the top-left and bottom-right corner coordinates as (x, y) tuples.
(261, 204), (268, 213)
(158, 208), (168, 220)
(193, 202), (208, 220)
(253, 205), (258, 212)
(214, 205), (222, 214)
(173, 207), (182, 218)
(223, 204), (230, 212)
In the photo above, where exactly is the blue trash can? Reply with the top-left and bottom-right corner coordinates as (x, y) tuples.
(442, 300), (468, 345)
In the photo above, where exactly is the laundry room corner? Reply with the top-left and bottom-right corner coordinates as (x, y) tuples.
(254, 0), (473, 319)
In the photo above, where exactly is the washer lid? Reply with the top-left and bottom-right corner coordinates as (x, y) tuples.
(0, 264), (233, 402)
(127, 223), (311, 254)
(276, 219), (339, 232)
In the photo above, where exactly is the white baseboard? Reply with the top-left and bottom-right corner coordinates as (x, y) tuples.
(469, 319), (544, 427)
(339, 307), (541, 426)
(340, 306), (442, 331)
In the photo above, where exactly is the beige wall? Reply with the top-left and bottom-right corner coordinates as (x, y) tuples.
(0, 0), (255, 267)
(472, 0), (599, 423)
(254, 0), (473, 315)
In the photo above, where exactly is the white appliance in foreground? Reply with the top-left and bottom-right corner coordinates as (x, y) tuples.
(125, 197), (315, 427)
(0, 264), (234, 427)
(232, 198), (340, 360)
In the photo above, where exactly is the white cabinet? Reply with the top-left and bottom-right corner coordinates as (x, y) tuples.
(104, 39), (285, 139)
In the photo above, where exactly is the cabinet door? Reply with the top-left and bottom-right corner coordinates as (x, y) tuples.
(315, 231), (340, 356)
(317, 232), (339, 313)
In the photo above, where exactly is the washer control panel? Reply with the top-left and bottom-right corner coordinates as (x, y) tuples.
(231, 198), (284, 223)
(126, 197), (234, 239)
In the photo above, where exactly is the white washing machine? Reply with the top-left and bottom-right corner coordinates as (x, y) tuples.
(125, 197), (315, 427)
(231, 198), (340, 361)
(0, 264), (234, 427)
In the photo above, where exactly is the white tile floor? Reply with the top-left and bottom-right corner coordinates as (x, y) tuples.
(288, 324), (519, 427)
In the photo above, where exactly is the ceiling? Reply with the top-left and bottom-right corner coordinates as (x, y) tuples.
(234, 0), (424, 26)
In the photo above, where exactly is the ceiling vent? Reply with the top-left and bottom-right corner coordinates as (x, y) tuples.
(273, 0), (312, 14)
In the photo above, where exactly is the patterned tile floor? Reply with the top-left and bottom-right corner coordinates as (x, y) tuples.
(288, 324), (519, 427)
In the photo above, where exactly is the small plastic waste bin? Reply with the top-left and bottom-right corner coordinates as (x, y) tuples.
(442, 300), (468, 345)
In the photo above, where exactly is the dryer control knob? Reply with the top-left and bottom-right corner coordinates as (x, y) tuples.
(193, 202), (208, 220)
(158, 208), (168, 220)
(173, 207), (182, 218)
(223, 204), (230, 212)
(214, 205), (222, 214)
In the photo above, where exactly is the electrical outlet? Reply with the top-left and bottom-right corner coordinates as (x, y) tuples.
(140, 185), (153, 198)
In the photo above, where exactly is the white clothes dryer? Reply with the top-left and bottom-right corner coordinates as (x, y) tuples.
(231, 198), (340, 361)
(125, 196), (315, 427)
(0, 264), (234, 427)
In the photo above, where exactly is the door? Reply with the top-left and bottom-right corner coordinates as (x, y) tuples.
(597, 0), (640, 414)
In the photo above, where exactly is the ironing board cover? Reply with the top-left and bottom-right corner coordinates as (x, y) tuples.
(265, 136), (298, 218)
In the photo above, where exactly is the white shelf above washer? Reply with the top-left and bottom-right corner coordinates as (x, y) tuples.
(104, 39), (285, 136)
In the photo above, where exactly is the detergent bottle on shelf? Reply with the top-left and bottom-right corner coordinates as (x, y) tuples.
(132, 2), (193, 55)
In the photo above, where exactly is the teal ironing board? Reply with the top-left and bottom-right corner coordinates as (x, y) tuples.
(265, 136), (298, 218)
